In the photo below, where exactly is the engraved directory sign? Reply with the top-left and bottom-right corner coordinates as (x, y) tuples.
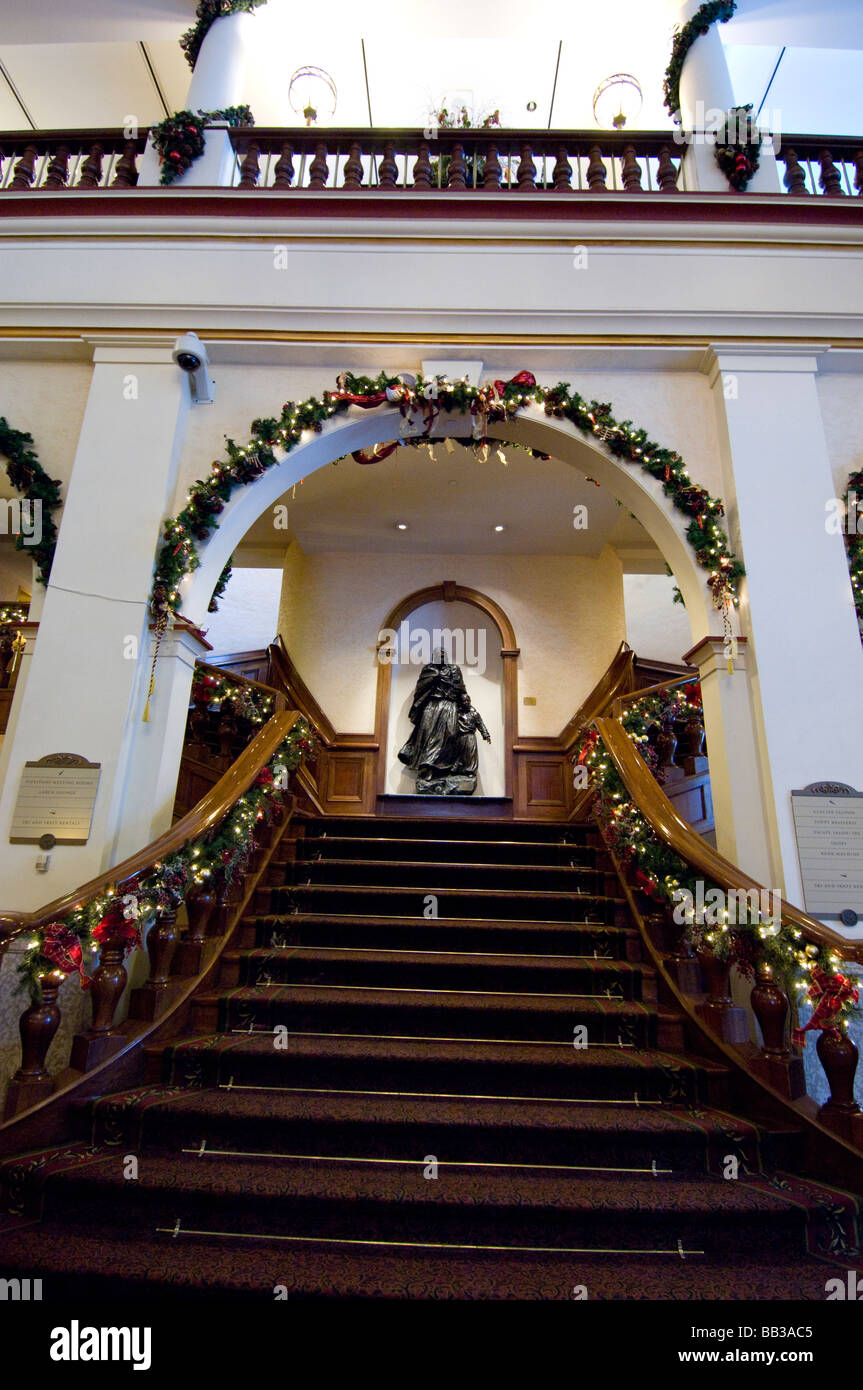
(9, 753), (101, 845)
(791, 782), (863, 920)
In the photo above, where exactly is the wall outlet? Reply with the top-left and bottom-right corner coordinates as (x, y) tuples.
(35, 854), (51, 873)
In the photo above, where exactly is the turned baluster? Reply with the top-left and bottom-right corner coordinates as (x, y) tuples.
(111, 140), (139, 188)
(10, 145), (38, 190)
(88, 940), (128, 1035)
(655, 719), (677, 771)
(219, 708), (238, 759)
(447, 143), (467, 190)
(482, 146), (502, 190)
(186, 887), (215, 942)
(586, 146), (607, 191)
(751, 962), (790, 1057)
(77, 143), (104, 189)
(273, 142), (295, 188)
(12, 971), (64, 1079)
(818, 148), (845, 197)
(308, 142), (329, 190)
(412, 143), (432, 190)
(378, 142), (398, 189)
(657, 145), (679, 193)
(854, 150), (863, 197)
(621, 145), (643, 191)
(343, 142), (363, 189)
(782, 148), (809, 195)
(516, 143), (536, 191)
(552, 147), (572, 192)
(44, 145), (70, 189)
(144, 909), (180, 989)
(816, 1029), (863, 1145)
(238, 141), (261, 189)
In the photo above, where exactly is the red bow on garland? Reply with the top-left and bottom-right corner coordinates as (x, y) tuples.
(792, 966), (859, 1048)
(493, 371), (537, 397)
(40, 923), (92, 989)
(92, 900), (142, 952)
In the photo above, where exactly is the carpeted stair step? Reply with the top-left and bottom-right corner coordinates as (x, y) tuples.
(149, 1032), (726, 1104)
(17, 1152), (854, 1259)
(221, 945), (657, 1003)
(298, 835), (598, 867)
(76, 1086), (789, 1172)
(300, 816), (591, 845)
(239, 913), (641, 960)
(287, 858), (614, 894)
(191, 983), (679, 1047)
(267, 883), (624, 924)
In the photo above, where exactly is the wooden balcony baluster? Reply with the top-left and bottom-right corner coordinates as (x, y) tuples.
(482, 145), (502, 190)
(447, 143), (467, 190)
(343, 142), (363, 189)
(378, 142), (398, 189)
(3, 970), (64, 1117)
(818, 148), (845, 196)
(238, 141), (261, 189)
(10, 145), (38, 190)
(412, 142), (432, 190)
(657, 145), (679, 192)
(854, 150), (863, 197)
(77, 143), (104, 188)
(272, 142), (295, 188)
(782, 148), (809, 195)
(308, 142), (329, 190)
(621, 145), (643, 191)
(111, 140), (139, 188)
(516, 143), (536, 191)
(44, 145), (70, 189)
(552, 147), (572, 191)
(586, 146), (608, 191)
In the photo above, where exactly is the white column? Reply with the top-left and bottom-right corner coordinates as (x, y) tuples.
(137, 12), (254, 188)
(706, 344), (863, 911)
(676, 0), (780, 193)
(683, 635), (778, 887)
(0, 339), (191, 910)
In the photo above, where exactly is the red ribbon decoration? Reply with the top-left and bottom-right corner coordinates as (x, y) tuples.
(792, 966), (859, 1048)
(329, 389), (388, 408)
(493, 370), (537, 397)
(351, 443), (399, 466)
(40, 923), (92, 990)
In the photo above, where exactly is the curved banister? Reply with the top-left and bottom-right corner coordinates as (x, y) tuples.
(0, 709), (303, 946)
(594, 714), (863, 966)
(611, 671), (697, 715)
(557, 641), (636, 750)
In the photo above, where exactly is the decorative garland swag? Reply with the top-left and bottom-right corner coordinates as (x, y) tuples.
(149, 369), (745, 631)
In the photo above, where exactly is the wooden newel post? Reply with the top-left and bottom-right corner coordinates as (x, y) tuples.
(749, 962), (806, 1099)
(3, 971), (65, 1118)
(816, 1029), (863, 1146)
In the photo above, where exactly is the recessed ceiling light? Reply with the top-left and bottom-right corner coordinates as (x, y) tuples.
(395, 522), (408, 530)
(493, 524), (506, 532)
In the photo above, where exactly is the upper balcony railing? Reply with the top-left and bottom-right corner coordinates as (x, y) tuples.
(1, 126), (862, 199)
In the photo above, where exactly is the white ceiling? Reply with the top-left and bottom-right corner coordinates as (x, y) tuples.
(236, 439), (663, 565)
(1, 0), (861, 133)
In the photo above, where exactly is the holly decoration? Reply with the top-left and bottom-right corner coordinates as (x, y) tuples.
(714, 106), (762, 191)
(180, 0), (267, 71)
(663, 1), (737, 120)
(15, 719), (316, 1003)
(0, 417), (63, 585)
(151, 106), (254, 186)
(149, 370), (744, 627)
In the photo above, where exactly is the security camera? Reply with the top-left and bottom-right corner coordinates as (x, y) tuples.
(172, 332), (215, 404)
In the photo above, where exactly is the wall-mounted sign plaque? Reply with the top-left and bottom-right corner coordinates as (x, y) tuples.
(791, 782), (863, 921)
(9, 753), (101, 846)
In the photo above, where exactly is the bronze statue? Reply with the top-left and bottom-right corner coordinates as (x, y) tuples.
(398, 648), (491, 795)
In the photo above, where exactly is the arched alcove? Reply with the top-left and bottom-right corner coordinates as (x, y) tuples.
(374, 581), (520, 799)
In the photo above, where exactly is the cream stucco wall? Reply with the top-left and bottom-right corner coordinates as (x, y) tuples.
(278, 543), (625, 738)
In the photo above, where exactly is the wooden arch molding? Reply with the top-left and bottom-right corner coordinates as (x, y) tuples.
(374, 581), (520, 799)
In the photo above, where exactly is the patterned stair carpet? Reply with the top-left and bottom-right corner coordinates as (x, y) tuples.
(2, 814), (862, 1300)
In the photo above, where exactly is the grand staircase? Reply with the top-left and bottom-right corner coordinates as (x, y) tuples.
(2, 813), (862, 1300)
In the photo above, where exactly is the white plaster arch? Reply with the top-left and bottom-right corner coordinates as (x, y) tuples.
(180, 401), (724, 642)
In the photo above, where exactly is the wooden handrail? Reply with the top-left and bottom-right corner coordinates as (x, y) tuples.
(195, 659), (284, 705)
(555, 642), (636, 752)
(0, 709), (302, 945)
(612, 672), (698, 715)
(594, 715), (863, 966)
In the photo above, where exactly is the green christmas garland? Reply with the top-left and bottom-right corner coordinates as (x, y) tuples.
(16, 717), (315, 1004)
(663, 0), (737, 119)
(180, 0), (267, 71)
(149, 370), (744, 624)
(208, 556), (234, 612)
(842, 468), (863, 639)
(714, 105), (762, 190)
(0, 417), (63, 586)
(573, 721), (858, 1033)
(151, 105), (253, 186)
